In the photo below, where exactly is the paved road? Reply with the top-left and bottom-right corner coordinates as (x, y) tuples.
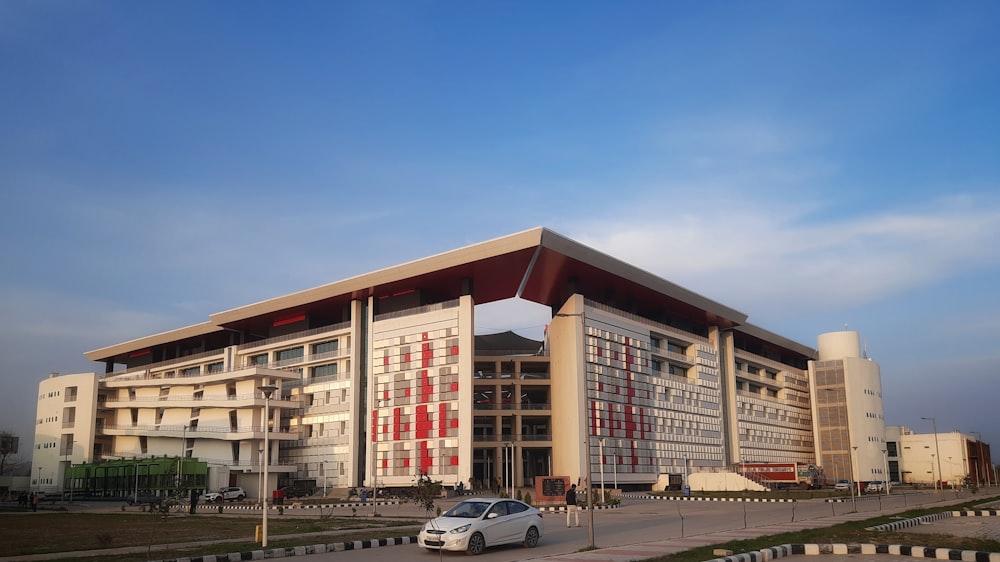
(282, 491), (990, 562)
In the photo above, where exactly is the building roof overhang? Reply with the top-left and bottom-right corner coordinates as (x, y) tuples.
(85, 227), (774, 364)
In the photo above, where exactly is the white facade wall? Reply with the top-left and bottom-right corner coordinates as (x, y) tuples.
(809, 331), (886, 484)
(32, 372), (99, 493)
(369, 296), (474, 489)
(898, 430), (970, 486)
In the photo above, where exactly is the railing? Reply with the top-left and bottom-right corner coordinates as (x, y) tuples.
(584, 298), (710, 344)
(474, 402), (549, 411)
(649, 346), (695, 365)
(474, 371), (550, 380)
(472, 434), (551, 442)
(374, 299), (460, 321)
(101, 424), (295, 434)
(99, 393), (295, 404)
(475, 349), (549, 357)
(61, 421), (75, 429)
(238, 321), (352, 351)
(101, 363), (297, 384)
(284, 373), (341, 389)
(733, 348), (806, 376)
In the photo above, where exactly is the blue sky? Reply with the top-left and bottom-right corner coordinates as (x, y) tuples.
(1, 1), (998, 459)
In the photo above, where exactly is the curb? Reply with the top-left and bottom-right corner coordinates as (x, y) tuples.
(865, 511), (952, 532)
(539, 504), (621, 512)
(191, 501), (399, 512)
(152, 535), (418, 562)
(621, 494), (797, 503)
(705, 543), (1000, 562)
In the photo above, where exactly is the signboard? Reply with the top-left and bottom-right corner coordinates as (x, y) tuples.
(535, 476), (570, 504)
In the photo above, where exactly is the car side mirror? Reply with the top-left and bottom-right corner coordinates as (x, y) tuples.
(487, 512), (498, 519)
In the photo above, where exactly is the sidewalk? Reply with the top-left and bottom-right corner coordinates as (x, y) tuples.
(529, 498), (1000, 562)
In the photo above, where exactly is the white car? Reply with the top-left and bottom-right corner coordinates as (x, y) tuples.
(417, 498), (544, 555)
(202, 486), (246, 502)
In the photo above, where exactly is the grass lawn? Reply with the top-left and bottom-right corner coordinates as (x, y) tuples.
(0, 512), (419, 558)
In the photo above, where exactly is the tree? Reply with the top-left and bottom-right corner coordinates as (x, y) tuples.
(409, 472), (443, 519)
(0, 431), (19, 476)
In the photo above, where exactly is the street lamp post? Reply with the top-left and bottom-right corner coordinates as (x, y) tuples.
(881, 449), (889, 496)
(598, 438), (605, 504)
(64, 441), (75, 503)
(177, 425), (188, 491)
(850, 446), (858, 512)
(259, 384), (278, 548)
(37, 466), (43, 492)
(612, 440), (618, 493)
(372, 398), (388, 517)
(585, 434), (596, 549)
(921, 417), (943, 491)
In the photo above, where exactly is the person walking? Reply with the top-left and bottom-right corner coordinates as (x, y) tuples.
(565, 483), (579, 527)
(31, 493), (39, 512)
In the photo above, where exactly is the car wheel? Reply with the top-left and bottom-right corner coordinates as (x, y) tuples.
(524, 526), (539, 548)
(215, 497), (223, 504)
(237, 495), (245, 501)
(466, 532), (486, 555)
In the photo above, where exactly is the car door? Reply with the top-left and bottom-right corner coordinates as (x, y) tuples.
(504, 500), (532, 539)
(481, 500), (513, 545)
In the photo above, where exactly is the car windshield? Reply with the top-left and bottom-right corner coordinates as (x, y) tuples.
(443, 501), (491, 518)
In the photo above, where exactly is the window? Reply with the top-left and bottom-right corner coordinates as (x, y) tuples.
(313, 340), (339, 354)
(181, 366), (200, 376)
(277, 347), (304, 362)
(311, 364), (338, 378)
(249, 353), (268, 366)
(207, 362), (224, 374)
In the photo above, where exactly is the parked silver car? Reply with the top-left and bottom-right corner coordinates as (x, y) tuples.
(201, 486), (246, 502)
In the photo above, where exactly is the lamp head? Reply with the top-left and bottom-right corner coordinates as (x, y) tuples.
(259, 384), (278, 399)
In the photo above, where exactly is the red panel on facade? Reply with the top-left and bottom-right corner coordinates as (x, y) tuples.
(273, 312), (306, 327)
(383, 356), (389, 366)
(382, 458), (388, 468)
(383, 390), (389, 401)
(450, 418), (459, 428)
(439, 403), (448, 437)
(404, 458), (411, 468)
(451, 456), (459, 466)
(371, 410), (377, 442)
(422, 332), (429, 341)
(451, 382), (459, 392)
(416, 405), (429, 438)
(450, 345), (459, 356)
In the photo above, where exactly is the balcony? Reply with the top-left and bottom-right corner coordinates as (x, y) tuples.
(99, 423), (300, 441)
(99, 394), (299, 409)
(101, 365), (298, 388)
(650, 346), (696, 366)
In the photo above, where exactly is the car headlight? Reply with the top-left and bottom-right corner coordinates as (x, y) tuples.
(450, 524), (471, 534)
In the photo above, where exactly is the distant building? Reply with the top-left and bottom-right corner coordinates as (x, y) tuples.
(31, 228), (900, 496)
(888, 426), (995, 488)
(808, 331), (886, 484)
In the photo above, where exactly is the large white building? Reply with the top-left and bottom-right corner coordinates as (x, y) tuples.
(31, 228), (902, 498)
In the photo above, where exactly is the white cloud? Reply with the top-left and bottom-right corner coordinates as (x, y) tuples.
(566, 192), (1000, 316)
